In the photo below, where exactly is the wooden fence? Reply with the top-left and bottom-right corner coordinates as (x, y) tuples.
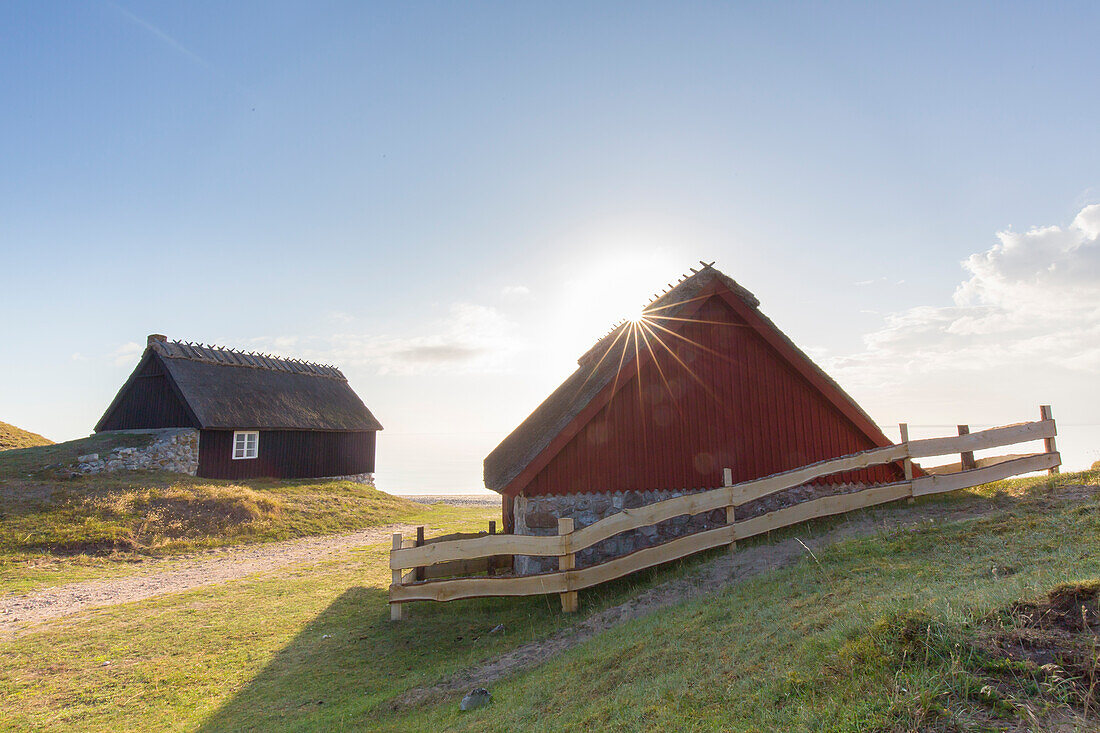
(389, 406), (1060, 620)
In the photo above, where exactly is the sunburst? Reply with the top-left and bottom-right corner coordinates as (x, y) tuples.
(572, 294), (730, 419)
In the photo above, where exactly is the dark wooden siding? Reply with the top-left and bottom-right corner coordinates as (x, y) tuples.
(97, 354), (196, 431)
(197, 430), (376, 479)
(522, 294), (900, 496)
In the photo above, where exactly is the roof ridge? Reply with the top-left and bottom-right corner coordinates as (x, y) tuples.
(636, 259), (716, 313)
(152, 339), (346, 380)
(577, 261), (754, 367)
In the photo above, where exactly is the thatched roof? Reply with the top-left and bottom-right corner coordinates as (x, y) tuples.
(99, 337), (382, 432)
(483, 263), (887, 494)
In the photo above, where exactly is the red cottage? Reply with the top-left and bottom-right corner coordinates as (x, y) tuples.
(484, 264), (905, 573)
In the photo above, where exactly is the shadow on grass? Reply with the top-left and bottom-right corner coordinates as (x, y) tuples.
(195, 582), (575, 732)
(197, 475), (1100, 732)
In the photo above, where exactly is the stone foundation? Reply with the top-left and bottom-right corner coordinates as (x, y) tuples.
(320, 473), (376, 486)
(512, 481), (870, 575)
(75, 429), (199, 476)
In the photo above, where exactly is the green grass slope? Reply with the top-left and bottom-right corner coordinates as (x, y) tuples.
(0, 420), (52, 451)
(392, 471), (1100, 732)
(0, 431), (155, 479)
(1, 471), (1096, 732)
(0, 433), (430, 590)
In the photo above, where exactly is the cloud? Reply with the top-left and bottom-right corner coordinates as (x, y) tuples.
(112, 341), (144, 366)
(831, 204), (1100, 390)
(326, 311), (355, 325)
(168, 304), (518, 377)
(854, 277), (904, 287)
(324, 302), (518, 375)
(501, 285), (531, 298)
(251, 335), (299, 352)
(394, 344), (485, 363)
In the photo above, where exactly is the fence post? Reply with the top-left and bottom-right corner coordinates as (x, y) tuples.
(1040, 405), (1059, 475)
(899, 423), (914, 504)
(390, 533), (405, 621)
(957, 425), (976, 471)
(487, 520), (496, 576)
(414, 526), (425, 581)
(558, 517), (578, 613)
(723, 468), (736, 552)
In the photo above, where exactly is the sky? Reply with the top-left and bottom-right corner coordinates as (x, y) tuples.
(2, 1), (1099, 492)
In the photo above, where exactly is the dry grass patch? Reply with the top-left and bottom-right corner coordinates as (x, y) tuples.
(1, 477), (423, 561)
(0, 421), (52, 451)
(89, 483), (284, 549)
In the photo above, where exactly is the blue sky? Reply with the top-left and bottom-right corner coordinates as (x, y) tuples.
(3, 1), (1099, 490)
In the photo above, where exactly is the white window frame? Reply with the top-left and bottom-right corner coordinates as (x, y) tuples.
(232, 430), (259, 460)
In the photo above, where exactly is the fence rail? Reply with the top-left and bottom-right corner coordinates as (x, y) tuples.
(389, 406), (1060, 619)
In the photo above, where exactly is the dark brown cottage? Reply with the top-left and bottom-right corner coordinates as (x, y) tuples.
(96, 335), (382, 480)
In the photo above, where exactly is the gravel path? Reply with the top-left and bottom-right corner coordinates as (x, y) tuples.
(0, 495), (502, 638)
(0, 522), (422, 638)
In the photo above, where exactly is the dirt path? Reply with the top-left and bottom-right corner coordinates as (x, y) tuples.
(0, 522), (424, 638)
(389, 484), (1099, 710)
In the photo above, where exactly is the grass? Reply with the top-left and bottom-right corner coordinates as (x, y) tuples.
(0, 432), (153, 478)
(387, 470), (1100, 732)
(1, 470), (1097, 731)
(0, 421), (52, 452)
(0, 434), (441, 593)
(0, 476), (433, 593)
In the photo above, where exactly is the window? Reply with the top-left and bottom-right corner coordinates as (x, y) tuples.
(232, 431), (259, 460)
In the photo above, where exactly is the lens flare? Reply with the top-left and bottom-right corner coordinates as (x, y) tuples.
(572, 295), (730, 420)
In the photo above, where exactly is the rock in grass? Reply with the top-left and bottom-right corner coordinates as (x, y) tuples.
(459, 688), (492, 711)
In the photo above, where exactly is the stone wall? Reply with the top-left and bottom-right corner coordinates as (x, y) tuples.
(319, 473), (376, 486)
(74, 429), (199, 476)
(512, 481), (869, 575)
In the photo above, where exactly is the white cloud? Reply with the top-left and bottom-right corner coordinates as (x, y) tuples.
(831, 204), (1100, 390)
(112, 341), (143, 366)
(326, 311), (355, 324)
(501, 285), (530, 298)
(323, 302), (519, 376)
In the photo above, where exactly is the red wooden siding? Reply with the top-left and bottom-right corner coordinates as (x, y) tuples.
(197, 430), (376, 480)
(522, 295), (899, 496)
